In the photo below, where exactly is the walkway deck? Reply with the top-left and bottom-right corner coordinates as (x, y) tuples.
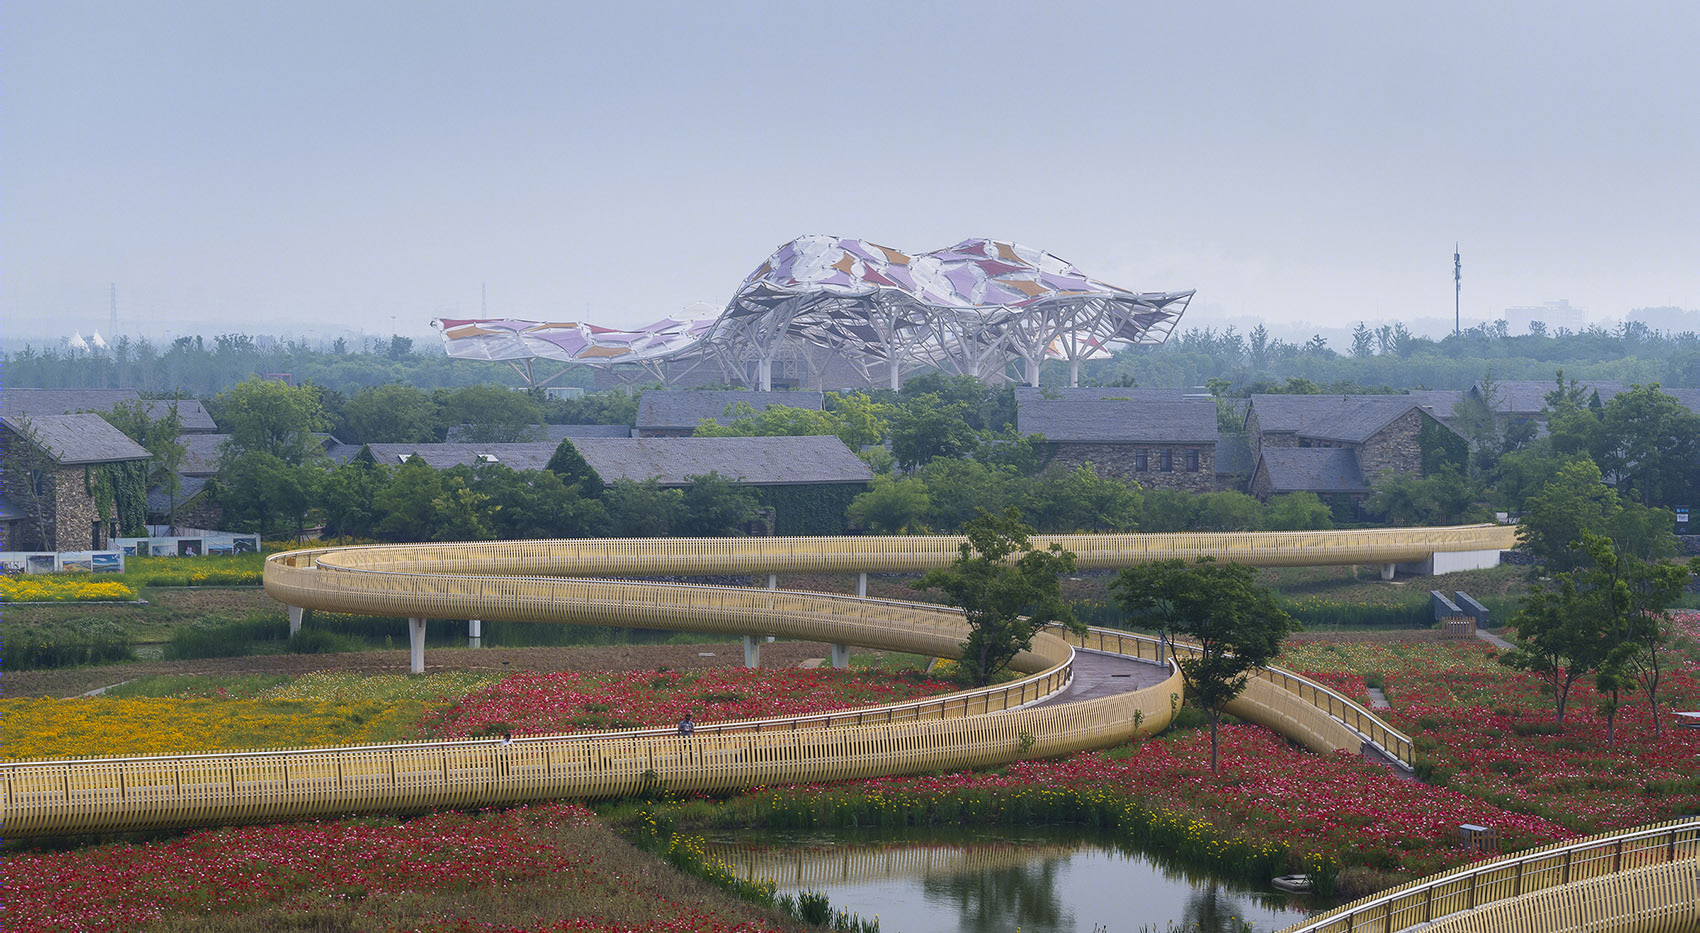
(1035, 649), (1172, 707)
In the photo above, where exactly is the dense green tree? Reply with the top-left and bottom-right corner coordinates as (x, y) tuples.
(1190, 491), (1265, 532)
(889, 395), (981, 471)
(339, 384), (438, 444)
(675, 472), (757, 537)
(1594, 384), (1700, 507)
(848, 475), (932, 534)
(544, 440), (605, 496)
(211, 377), (331, 465)
(217, 451), (320, 539)
(94, 399), (187, 525)
(1137, 488), (1194, 533)
(1366, 467), (1487, 526)
(918, 458), (1030, 530)
(603, 479), (683, 537)
(430, 476), (496, 541)
(913, 509), (1080, 687)
(475, 466), (607, 539)
(434, 385), (543, 443)
(1031, 464), (1140, 532)
(1112, 557), (1299, 771)
(372, 458), (446, 541)
(1264, 492), (1333, 530)
(318, 459), (388, 539)
(1516, 459), (1677, 569)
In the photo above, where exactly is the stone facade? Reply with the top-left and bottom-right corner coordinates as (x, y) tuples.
(1355, 408), (1425, 485)
(1049, 442), (1217, 492)
(0, 462), (109, 551)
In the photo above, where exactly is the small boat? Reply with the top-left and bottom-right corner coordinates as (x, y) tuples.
(1272, 874), (1313, 893)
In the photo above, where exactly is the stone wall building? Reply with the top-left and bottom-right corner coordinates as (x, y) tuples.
(0, 413), (150, 551)
(1016, 397), (1223, 492)
(1242, 395), (1465, 504)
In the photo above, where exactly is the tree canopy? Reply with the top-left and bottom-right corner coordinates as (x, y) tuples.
(1112, 557), (1299, 771)
(913, 509), (1080, 687)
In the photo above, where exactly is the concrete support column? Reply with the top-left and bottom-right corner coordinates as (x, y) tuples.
(743, 634), (761, 669)
(856, 572), (867, 598)
(1069, 360), (1081, 387)
(468, 618), (482, 648)
(767, 574), (777, 590)
(287, 605), (304, 637)
(1024, 356), (1041, 387)
(889, 362), (901, 390)
(758, 358), (773, 391)
(1381, 563), (1396, 581)
(408, 617), (426, 674)
(830, 643), (851, 669)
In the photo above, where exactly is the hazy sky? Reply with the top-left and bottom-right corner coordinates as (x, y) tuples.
(4, 1), (1697, 346)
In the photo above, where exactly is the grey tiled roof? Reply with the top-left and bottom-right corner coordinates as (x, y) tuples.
(570, 436), (873, 487)
(1014, 387), (1193, 403)
(635, 390), (823, 431)
(1255, 447), (1368, 494)
(180, 434), (227, 475)
(1475, 380), (1626, 415)
(1, 413), (150, 465)
(442, 423), (631, 443)
(0, 388), (142, 418)
(1662, 388), (1700, 415)
(179, 433), (340, 473)
(147, 474), (211, 515)
(0, 388), (217, 432)
(1016, 399), (1219, 443)
(360, 443), (561, 471)
(138, 398), (219, 432)
(1247, 394), (1455, 444)
(544, 423), (632, 439)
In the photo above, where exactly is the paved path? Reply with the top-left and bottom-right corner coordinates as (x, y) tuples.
(1034, 650), (1172, 708)
(1477, 628), (1514, 651)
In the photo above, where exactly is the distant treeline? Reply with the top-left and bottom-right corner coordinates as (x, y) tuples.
(4, 319), (1696, 399)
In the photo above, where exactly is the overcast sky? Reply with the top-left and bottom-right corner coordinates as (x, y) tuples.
(4, 1), (1697, 346)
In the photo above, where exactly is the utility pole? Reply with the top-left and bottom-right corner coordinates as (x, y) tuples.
(1453, 244), (1461, 335)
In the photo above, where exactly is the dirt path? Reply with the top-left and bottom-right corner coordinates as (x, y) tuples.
(2, 641), (838, 698)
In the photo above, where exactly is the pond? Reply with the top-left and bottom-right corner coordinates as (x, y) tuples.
(708, 825), (1327, 933)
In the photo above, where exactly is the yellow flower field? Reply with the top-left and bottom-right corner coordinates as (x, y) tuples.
(0, 577), (136, 603)
(0, 672), (499, 760)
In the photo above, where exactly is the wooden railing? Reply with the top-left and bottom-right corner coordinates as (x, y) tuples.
(1277, 818), (1700, 933)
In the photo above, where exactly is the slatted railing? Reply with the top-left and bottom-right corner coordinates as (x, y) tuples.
(4, 527), (1491, 836)
(1276, 818), (1700, 933)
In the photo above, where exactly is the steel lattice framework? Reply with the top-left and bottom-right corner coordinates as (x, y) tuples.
(697, 236), (1193, 389)
(432, 236), (1192, 389)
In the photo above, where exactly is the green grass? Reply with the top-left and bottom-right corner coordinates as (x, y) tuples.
(106, 674), (294, 699)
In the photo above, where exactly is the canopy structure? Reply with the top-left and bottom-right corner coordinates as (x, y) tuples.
(432, 312), (720, 387)
(433, 236), (1192, 389)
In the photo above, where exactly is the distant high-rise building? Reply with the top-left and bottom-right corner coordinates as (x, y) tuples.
(1504, 299), (1586, 335)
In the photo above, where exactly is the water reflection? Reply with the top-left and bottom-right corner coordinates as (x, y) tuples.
(710, 827), (1313, 933)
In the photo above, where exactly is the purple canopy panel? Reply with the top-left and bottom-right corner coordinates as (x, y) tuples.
(943, 265), (983, 301)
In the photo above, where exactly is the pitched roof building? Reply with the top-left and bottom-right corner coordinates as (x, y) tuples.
(0, 388), (219, 432)
(0, 413), (150, 550)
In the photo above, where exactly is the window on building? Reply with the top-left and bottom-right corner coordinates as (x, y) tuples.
(1134, 449), (1148, 472)
(1159, 450), (1174, 472)
(1185, 449), (1200, 471)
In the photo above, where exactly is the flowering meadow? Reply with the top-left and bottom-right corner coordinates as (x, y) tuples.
(2, 803), (801, 933)
(1277, 623), (1700, 833)
(722, 720), (1575, 893)
(0, 576), (136, 602)
(423, 668), (959, 739)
